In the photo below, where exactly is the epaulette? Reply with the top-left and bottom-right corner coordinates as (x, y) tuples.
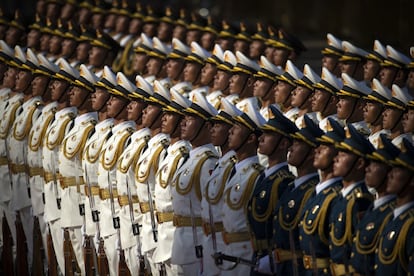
(269, 167), (294, 181)
(347, 186), (373, 201)
(322, 184), (342, 195)
(204, 150), (219, 159)
(252, 163), (265, 173)
(126, 127), (135, 134)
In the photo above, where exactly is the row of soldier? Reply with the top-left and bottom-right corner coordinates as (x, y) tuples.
(0, 2), (414, 276)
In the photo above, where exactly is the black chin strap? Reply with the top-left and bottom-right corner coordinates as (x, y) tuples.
(321, 93), (332, 116)
(346, 98), (358, 121)
(342, 155), (358, 180)
(96, 94), (110, 113)
(147, 108), (162, 129)
(190, 120), (205, 143)
(77, 91), (90, 110)
(233, 130), (251, 153)
(268, 135), (283, 157)
(298, 90), (312, 109)
(390, 110), (404, 132)
(372, 105), (384, 126)
(294, 145), (312, 169)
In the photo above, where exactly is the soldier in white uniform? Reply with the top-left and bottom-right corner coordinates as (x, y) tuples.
(26, 53), (60, 270)
(203, 44), (224, 109)
(59, 64), (99, 275)
(97, 72), (136, 276)
(228, 51), (260, 100)
(7, 46), (40, 272)
(42, 58), (78, 273)
(145, 37), (172, 88)
(171, 91), (219, 275)
(202, 97), (240, 276)
(183, 41), (211, 89)
(116, 75), (152, 275)
(165, 38), (191, 87)
(215, 97), (266, 275)
(153, 83), (192, 275)
(135, 80), (171, 275)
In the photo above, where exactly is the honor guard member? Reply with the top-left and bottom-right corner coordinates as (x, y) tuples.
(116, 75), (152, 275)
(203, 44), (225, 108)
(27, 53), (60, 270)
(48, 20), (66, 63)
(379, 45), (411, 89)
(145, 37), (172, 87)
(339, 41), (369, 82)
(253, 55), (283, 120)
(329, 124), (374, 276)
(202, 97), (240, 276)
(299, 118), (344, 276)
(88, 29), (120, 77)
(363, 40), (387, 84)
(402, 96), (414, 140)
(38, 18), (54, 61)
(26, 14), (43, 53)
(77, 0), (93, 26)
(364, 78), (391, 148)
(5, 10), (26, 48)
(157, 7), (176, 44)
(263, 26), (278, 63)
(60, 0), (78, 22)
(271, 115), (321, 276)
(249, 22), (268, 61)
(42, 58), (78, 273)
(59, 64), (99, 275)
(171, 90), (219, 275)
(249, 106), (296, 275)
(336, 73), (371, 136)
(142, 5), (160, 38)
(230, 51), (260, 100)
(216, 50), (238, 103)
(75, 24), (95, 69)
(271, 29), (307, 67)
(97, 71), (136, 276)
(312, 67), (343, 131)
(234, 22), (252, 57)
(81, 66), (115, 255)
(274, 60), (302, 122)
(172, 8), (189, 43)
(406, 47), (414, 93)
(135, 80), (171, 274)
(383, 85), (413, 146)
(61, 21), (82, 69)
(217, 20), (237, 52)
(152, 83), (192, 275)
(200, 16), (220, 52)
(375, 138), (414, 275)
(321, 33), (344, 77)
(129, 33), (153, 79)
(292, 64), (321, 127)
(216, 97), (265, 275)
(184, 41), (211, 89)
(185, 12), (206, 47)
(350, 134), (399, 275)
(166, 38), (191, 86)
(0, 8), (9, 40)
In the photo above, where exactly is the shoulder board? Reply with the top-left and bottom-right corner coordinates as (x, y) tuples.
(271, 167), (294, 181)
(204, 150), (219, 159)
(252, 163), (265, 173)
(347, 187), (373, 201)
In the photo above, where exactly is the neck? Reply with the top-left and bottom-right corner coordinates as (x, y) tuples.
(342, 172), (364, 188)
(114, 117), (127, 125)
(236, 148), (257, 162)
(369, 122), (383, 134)
(296, 165), (316, 178)
(390, 126), (403, 139)
(23, 93), (32, 102)
(267, 153), (287, 168)
(150, 127), (161, 136)
(98, 111), (109, 121)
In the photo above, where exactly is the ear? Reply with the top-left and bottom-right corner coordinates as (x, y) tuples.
(247, 76), (255, 87)
(247, 132), (259, 145)
(356, 157), (367, 170)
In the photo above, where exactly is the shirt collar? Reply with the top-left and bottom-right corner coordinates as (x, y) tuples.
(341, 180), (364, 197)
(393, 201), (414, 219)
(74, 111), (97, 125)
(235, 155), (259, 172)
(265, 162), (288, 178)
(294, 173), (318, 190)
(315, 177), (342, 194)
(373, 194), (396, 210)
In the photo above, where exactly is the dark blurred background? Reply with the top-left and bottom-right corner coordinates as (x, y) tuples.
(2, 0), (413, 69)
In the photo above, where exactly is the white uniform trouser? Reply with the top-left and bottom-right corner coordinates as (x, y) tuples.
(37, 213), (48, 264)
(124, 244), (140, 275)
(0, 201), (16, 245)
(19, 206), (34, 269)
(176, 262), (200, 276)
(103, 233), (119, 276)
(68, 226), (85, 275)
(48, 219), (64, 273)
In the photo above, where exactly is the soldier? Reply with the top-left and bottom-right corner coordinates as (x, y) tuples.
(75, 25), (94, 69)
(183, 41), (211, 89)
(77, 0), (93, 26)
(336, 73), (371, 135)
(45, 0), (62, 23)
(97, 72), (135, 276)
(216, 98), (265, 275)
(311, 67), (343, 131)
(271, 29), (306, 67)
(47, 20), (65, 63)
(379, 45), (411, 89)
(249, 23), (268, 61)
(233, 22), (251, 56)
(299, 118), (344, 275)
(329, 124), (374, 276)
(216, 20), (237, 52)
(165, 38), (191, 86)
(127, 33), (152, 79)
(61, 21), (81, 68)
(272, 115), (321, 275)
(171, 91), (219, 275)
(26, 14), (43, 53)
(185, 13), (205, 46)
(202, 97), (240, 276)
(38, 18), (54, 60)
(274, 60), (301, 122)
(350, 134), (399, 275)
(250, 106), (297, 275)
(202, 44), (224, 108)
(142, 5), (160, 38)
(339, 41), (368, 82)
(363, 40), (387, 84)
(363, 78), (391, 148)
(60, 0), (78, 22)
(5, 10), (26, 48)
(253, 55), (283, 120)
(201, 16), (220, 52)
(116, 75), (151, 274)
(88, 29), (120, 77)
(145, 37), (171, 87)
(321, 33), (343, 77)
(42, 58), (78, 274)
(172, 8), (189, 43)
(152, 83), (192, 275)
(157, 7), (175, 44)
(216, 50), (237, 102)
(228, 51), (260, 100)
(58, 64), (98, 275)
(375, 138), (414, 275)
(0, 8), (9, 41)
(135, 80), (171, 274)
(402, 97), (414, 140)
(0, 40), (15, 97)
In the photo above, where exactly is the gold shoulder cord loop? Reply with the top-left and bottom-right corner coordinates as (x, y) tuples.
(46, 116), (73, 150)
(101, 131), (131, 170)
(29, 112), (55, 151)
(158, 153), (182, 189)
(135, 144), (164, 183)
(251, 177), (282, 222)
(226, 170), (260, 211)
(205, 162), (233, 205)
(118, 141), (147, 174)
(63, 124), (95, 160)
(279, 188), (314, 231)
(0, 102), (20, 139)
(13, 105), (38, 141)
(330, 196), (356, 246)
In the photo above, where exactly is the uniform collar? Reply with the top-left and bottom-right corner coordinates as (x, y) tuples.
(111, 120), (135, 133)
(265, 162), (288, 178)
(189, 143), (215, 158)
(219, 150), (236, 164)
(235, 155), (259, 172)
(341, 180), (364, 197)
(294, 172), (318, 190)
(373, 194), (396, 210)
(74, 111), (98, 125)
(315, 176), (342, 194)
(393, 201), (414, 219)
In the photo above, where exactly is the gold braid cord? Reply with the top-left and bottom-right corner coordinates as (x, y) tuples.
(225, 170), (260, 211)
(118, 142), (147, 174)
(252, 178), (282, 223)
(158, 153), (182, 189)
(13, 105), (39, 141)
(135, 144), (164, 183)
(63, 124), (95, 160)
(205, 162), (233, 205)
(84, 139), (105, 163)
(279, 188), (314, 231)
(0, 102), (20, 139)
(100, 131), (131, 171)
(330, 197), (356, 246)
(29, 112), (55, 152)
(45, 116), (73, 150)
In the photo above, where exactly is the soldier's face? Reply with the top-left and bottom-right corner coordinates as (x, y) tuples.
(89, 46), (107, 67)
(106, 95), (128, 118)
(229, 73), (248, 95)
(218, 37), (234, 52)
(91, 88), (109, 111)
(228, 123), (250, 151)
(2, 67), (18, 88)
(288, 140), (312, 167)
(363, 60), (380, 82)
(181, 115), (203, 141)
(143, 23), (158, 38)
(40, 34), (51, 52)
(407, 71), (414, 90)
(253, 78), (273, 99)
(157, 22), (173, 42)
(146, 58), (164, 77)
(387, 166), (413, 194)
(133, 53), (149, 74)
(313, 144), (337, 170)
(233, 40), (249, 56)
(142, 104), (162, 129)
(201, 32), (215, 52)
(210, 122), (231, 147)
(129, 18), (143, 35)
(311, 89), (331, 112)
(183, 62), (202, 83)
(115, 15), (129, 33)
(104, 14), (116, 29)
(382, 107), (403, 130)
(166, 59), (184, 80)
(336, 96), (356, 120)
(213, 70), (231, 91)
(402, 109), (414, 133)
(61, 3), (76, 20)
(333, 151), (357, 177)
(5, 27), (21, 47)
(249, 40), (265, 60)
(77, 42), (91, 63)
(61, 39), (77, 57)
(14, 70), (33, 93)
(264, 46), (275, 61)
(50, 79), (69, 101)
(31, 75), (49, 96)
(127, 100), (147, 121)
(69, 86), (89, 107)
(272, 48), (289, 67)
(363, 101), (383, 124)
(200, 63), (217, 86)
(274, 81), (293, 106)
(258, 132), (282, 156)
(172, 25), (186, 42)
(27, 29), (41, 49)
(322, 55), (339, 73)
(379, 67), (397, 88)
(365, 160), (390, 189)
(340, 61), (357, 76)
(291, 86), (312, 108)
(161, 112), (181, 135)
(186, 30), (201, 46)
(49, 35), (62, 55)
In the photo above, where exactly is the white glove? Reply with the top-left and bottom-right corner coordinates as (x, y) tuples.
(115, 237), (121, 251)
(81, 224), (86, 246)
(93, 232), (100, 251)
(256, 255), (277, 275)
